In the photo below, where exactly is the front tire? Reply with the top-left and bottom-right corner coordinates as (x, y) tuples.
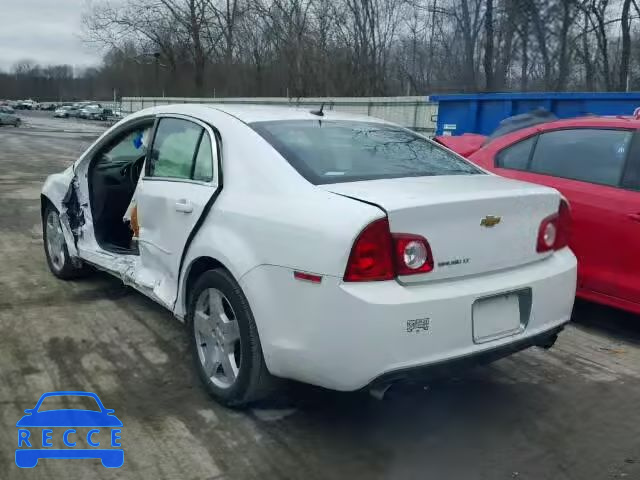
(43, 204), (88, 280)
(187, 269), (277, 407)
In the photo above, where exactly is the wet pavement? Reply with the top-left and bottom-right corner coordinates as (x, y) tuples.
(0, 110), (639, 479)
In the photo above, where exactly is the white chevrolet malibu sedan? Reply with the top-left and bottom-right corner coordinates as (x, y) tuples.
(41, 104), (577, 406)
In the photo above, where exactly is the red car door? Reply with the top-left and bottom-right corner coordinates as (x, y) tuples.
(539, 178), (635, 301)
(471, 127), (636, 304)
(615, 149), (640, 310)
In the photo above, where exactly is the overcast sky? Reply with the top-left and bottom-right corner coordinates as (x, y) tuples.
(0, 0), (102, 72)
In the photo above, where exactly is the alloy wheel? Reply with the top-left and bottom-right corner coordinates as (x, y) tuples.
(45, 210), (66, 272)
(194, 288), (242, 389)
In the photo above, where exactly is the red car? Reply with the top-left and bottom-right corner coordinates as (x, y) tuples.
(437, 115), (640, 315)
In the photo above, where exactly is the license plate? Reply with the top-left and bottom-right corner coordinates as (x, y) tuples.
(472, 292), (522, 343)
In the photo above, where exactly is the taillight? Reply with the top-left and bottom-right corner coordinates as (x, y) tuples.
(537, 200), (571, 252)
(556, 199), (571, 249)
(392, 234), (434, 275)
(344, 218), (395, 282)
(537, 215), (558, 252)
(344, 218), (434, 282)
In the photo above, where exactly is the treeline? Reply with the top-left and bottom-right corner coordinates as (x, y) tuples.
(0, 63), (107, 102)
(3, 0), (640, 100)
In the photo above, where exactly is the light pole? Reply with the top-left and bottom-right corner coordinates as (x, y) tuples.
(153, 52), (161, 97)
(133, 52), (166, 97)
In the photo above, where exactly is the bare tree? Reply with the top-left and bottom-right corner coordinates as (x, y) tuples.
(620, 0), (633, 90)
(206, 0), (243, 64)
(483, 0), (494, 90)
(6, 0), (640, 100)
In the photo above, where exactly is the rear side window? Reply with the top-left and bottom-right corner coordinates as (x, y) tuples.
(193, 134), (214, 182)
(251, 120), (482, 184)
(622, 156), (640, 191)
(529, 129), (632, 187)
(496, 136), (536, 170)
(148, 118), (215, 182)
(150, 118), (202, 179)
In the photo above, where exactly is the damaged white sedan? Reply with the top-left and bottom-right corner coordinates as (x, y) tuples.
(41, 104), (577, 406)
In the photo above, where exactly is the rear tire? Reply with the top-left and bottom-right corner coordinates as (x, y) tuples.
(43, 203), (89, 280)
(187, 269), (278, 407)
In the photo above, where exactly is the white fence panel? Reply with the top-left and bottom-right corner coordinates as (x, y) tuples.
(120, 96), (438, 133)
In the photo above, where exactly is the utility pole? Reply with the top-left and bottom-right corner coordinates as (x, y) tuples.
(153, 52), (161, 97)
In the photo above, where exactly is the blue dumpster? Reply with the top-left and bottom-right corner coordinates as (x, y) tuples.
(430, 92), (640, 136)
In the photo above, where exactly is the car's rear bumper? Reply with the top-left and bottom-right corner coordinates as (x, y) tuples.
(241, 249), (577, 391)
(368, 324), (565, 389)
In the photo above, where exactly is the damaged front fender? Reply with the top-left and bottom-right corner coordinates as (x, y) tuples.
(61, 175), (85, 237)
(42, 168), (85, 261)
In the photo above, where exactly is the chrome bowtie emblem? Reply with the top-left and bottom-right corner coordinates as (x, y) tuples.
(480, 215), (501, 228)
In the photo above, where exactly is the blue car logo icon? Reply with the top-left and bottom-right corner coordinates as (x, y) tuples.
(16, 391), (123, 468)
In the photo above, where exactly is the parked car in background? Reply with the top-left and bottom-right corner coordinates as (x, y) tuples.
(110, 109), (125, 120)
(79, 105), (94, 119)
(16, 99), (38, 110)
(79, 105), (110, 121)
(0, 106), (21, 126)
(41, 104), (576, 406)
(66, 106), (83, 118)
(76, 103), (97, 118)
(99, 108), (113, 120)
(40, 102), (59, 111)
(436, 113), (640, 315)
(54, 106), (72, 118)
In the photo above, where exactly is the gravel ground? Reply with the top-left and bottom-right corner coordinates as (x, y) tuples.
(0, 110), (639, 479)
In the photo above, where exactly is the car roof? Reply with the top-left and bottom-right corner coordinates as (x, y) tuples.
(487, 109), (558, 141)
(130, 103), (395, 126)
(525, 115), (640, 131)
(484, 114), (640, 147)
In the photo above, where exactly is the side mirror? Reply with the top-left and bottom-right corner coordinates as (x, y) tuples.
(23, 409), (33, 414)
(105, 409), (115, 415)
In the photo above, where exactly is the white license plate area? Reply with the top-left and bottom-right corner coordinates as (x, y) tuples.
(472, 292), (522, 343)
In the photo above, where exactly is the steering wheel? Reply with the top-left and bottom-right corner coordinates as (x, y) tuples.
(119, 155), (145, 185)
(129, 156), (144, 185)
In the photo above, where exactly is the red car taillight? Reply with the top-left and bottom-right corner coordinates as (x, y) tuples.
(537, 199), (571, 252)
(344, 218), (434, 282)
(344, 218), (395, 281)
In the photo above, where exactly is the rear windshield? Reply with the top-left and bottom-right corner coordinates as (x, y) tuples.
(251, 120), (482, 184)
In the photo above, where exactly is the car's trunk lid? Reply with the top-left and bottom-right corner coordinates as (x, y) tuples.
(433, 133), (487, 157)
(321, 175), (560, 283)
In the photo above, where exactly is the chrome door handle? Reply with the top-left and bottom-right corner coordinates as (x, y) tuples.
(175, 200), (193, 213)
